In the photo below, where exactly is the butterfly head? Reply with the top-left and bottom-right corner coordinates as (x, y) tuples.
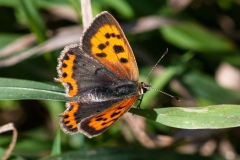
(138, 82), (151, 95)
(139, 82), (180, 101)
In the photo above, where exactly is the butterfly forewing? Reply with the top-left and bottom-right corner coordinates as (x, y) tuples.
(81, 11), (139, 81)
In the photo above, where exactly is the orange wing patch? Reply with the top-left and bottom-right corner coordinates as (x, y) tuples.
(58, 52), (78, 97)
(91, 24), (137, 80)
(91, 25), (128, 62)
(59, 101), (79, 133)
(80, 96), (138, 136)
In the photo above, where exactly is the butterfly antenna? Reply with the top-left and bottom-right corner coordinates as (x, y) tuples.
(149, 87), (180, 101)
(142, 48), (180, 101)
(144, 48), (168, 83)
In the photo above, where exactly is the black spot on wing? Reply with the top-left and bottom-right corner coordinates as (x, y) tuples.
(64, 115), (69, 118)
(111, 111), (121, 118)
(96, 117), (103, 121)
(62, 63), (67, 68)
(68, 51), (74, 55)
(67, 82), (73, 91)
(62, 72), (67, 78)
(111, 33), (115, 37)
(105, 33), (110, 39)
(96, 53), (107, 57)
(98, 43), (106, 50)
(64, 55), (69, 60)
(113, 45), (124, 54)
(120, 58), (128, 63)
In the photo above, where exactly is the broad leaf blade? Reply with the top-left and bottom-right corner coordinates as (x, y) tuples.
(130, 104), (240, 129)
(45, 147), (216, 160)
(182, 72), (239, 104)
(160, 22), (234, 52)
(0, 78), (66, 101)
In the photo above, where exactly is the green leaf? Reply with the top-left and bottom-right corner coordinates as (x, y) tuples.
(130, 104), (240, 129)
(0, 147), (5, 160)
(0, 147), (25, 160)
(0, 0), (19, 6)
(98, 0), (134, 18)
(19, 0), (47, 43)
(51, 129), (61, 156)
(225, 54), (240, 67)
(0, 78), (66, 101)
(160, 22), (234, 52)
(44, 147), (219, 160)
(182, 72), (239, 104)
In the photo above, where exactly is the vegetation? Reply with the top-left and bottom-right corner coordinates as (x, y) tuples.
(0, 0), (239, 159)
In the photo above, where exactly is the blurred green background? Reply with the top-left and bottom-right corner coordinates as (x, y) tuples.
(0, 0), (240, 159)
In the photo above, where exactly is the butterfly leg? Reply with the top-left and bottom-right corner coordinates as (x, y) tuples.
(131, 95), (144, 115)
(136, 95), (144, 109)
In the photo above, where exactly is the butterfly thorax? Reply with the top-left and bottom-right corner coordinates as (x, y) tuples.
(138, 82), (150, 95)
(79, 81), (140, 103)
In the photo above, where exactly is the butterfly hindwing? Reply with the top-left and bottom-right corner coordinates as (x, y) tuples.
(79, 96), (138, 137)
(81, 11), (139, 81)
(59, 96), (138, 136)
(57, 44), (79, 97)
(59, 101), (80, 133)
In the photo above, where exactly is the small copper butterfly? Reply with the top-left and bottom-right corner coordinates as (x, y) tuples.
(56, 11), (151, 138)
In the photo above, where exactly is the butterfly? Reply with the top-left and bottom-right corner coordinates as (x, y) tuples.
(56, 11), (151, 138)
